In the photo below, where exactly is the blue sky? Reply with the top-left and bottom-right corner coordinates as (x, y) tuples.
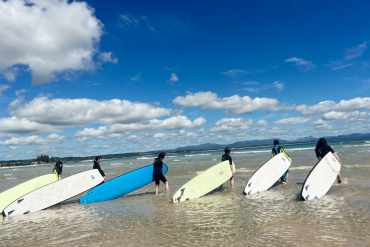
(0, 0), (370, 160)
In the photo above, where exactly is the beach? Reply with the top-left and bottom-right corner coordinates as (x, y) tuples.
(0, 140), (369, 246)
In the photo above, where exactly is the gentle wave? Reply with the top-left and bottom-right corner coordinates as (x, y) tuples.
(235, 168), (254, 173)
(285, 147), (314, 151)
(3, 174), (12, 176)
(233, 150), (270, 154)
(137, 157), (155, 160)
(172, 160), (182, 162)
(289, 166), (313, 170)
(6, 177), (16, 179)
(111, 163), (125, 166)
(64, 164), (91, 168)
(343, 164), (370, 168)
(186, 153), (212, 157)
(343, 144), (370, 147)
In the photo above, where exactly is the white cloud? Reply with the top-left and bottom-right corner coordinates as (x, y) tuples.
(272, 81), (283, 91)
(267, 103), (296, 112)
(296, 101), (336, 115)
(9, 146), (18, 150)
(209, 118), (253, 133)
(242, 81), (259, 85)
(173, 91), (279, 115)
(310, 119), (329, 126)
(285, 57), (316, 70)
(0, 117), (61, 135)
(344, 42), (367, 60)
(130, 73), (141, 81)
(75, 116), (206, 139)
(0, 84), (10, 95)
(322, 111), (366, 121)
(0, 133), (66, 146)
(273, 117), (311, 125)
(9, 96), (172, 125)
(0, 0), (116, 84)
(327, 61), (353, 70)
(98, 52), (118, 64)
(168, 73), (179, 83)
(255, 120), (269, 127)
(333, 97), (370, 111)
(221, 69), (249, 77)
(15, 89), (27, 96)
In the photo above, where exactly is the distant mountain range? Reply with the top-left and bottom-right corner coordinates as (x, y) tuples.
(2, 132), (370, 162)
(167, 132), (370, 152)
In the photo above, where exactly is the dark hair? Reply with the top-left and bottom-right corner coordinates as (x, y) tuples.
(225, 147), (231, 154)
(94, 156), (102, 162)
(158, 152), (166, 159)
(274, 140), (279, 145)
(55, 161), (63, 175)
(316, 138), (327, 150)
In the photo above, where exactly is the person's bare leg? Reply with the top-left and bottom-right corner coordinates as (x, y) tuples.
(337, 173), (342, 183)
(155, 184), (159, 195)
(230, 177), (234, 189)
(165, 181), (169, 192)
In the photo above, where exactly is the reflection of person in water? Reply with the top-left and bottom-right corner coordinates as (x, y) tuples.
(315, 138), (342, 183)
(153, 152), (169, 195)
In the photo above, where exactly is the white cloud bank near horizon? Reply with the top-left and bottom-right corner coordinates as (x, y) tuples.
(0, 0), (116, 85)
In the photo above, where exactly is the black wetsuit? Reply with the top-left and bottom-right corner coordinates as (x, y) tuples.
(53, 166), (62, 180)
(153, 158), (167, 185)
(93, 161), (105, 177)
(222, 153), (233, 177)
(315, 145), (335, 159)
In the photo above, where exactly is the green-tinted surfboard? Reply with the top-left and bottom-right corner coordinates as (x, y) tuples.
(172, 161), (235, 202)
(0, 174), (57, 213)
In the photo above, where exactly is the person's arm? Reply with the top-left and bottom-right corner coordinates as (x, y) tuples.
(281, 148), (292, 163)
(333, 152), (342, 165)
(229, 157), (234, 175)
(96, 163), (106, 178)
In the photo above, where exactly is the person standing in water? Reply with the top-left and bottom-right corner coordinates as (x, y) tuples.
(93, 156), (106, 180)
(153, 152), (169, 195)
(53, 161), (63, 180)
(271, 140), (292, 184)
(315, 138), (342, 183)
(221, 147), (234, 189)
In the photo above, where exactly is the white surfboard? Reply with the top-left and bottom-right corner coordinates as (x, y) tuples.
(2, 170), (103, 217)
(244, 153), (291, 195)
(300, 152), (341, 200)
(172, 161), (235, 203)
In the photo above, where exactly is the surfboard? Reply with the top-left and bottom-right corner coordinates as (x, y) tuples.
(0, 174), (57, 213)
(172, 161), (235, 203)
(2, 170), (103, 217)
(244, 153), (291, 195)
(300, 152), (341, 201)
(79, 164), (168, 204)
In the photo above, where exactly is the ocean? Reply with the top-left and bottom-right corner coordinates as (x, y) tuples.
(0, 140), (369, 246)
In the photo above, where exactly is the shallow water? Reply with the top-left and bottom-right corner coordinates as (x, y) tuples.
(1, 140), (370, 246)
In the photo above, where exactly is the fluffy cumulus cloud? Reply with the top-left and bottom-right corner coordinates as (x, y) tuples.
(322, 111), (367, 121)
(0, 134), (66, 146)
(9, 96), (172, 125)
(284, 57), (316, 70)
(273, 117), (311, 125)
(0, 84), (10, 95)
(0, 117), (61, 135)
(296, 97), (370, 115)
(173, 91), (280, 115)
(168, 73), (179, 83)
(255, 120), (269, 127)
(0, 0), (115, 84)
(209, 118), (254, 133)
(75, 116), (206, 139)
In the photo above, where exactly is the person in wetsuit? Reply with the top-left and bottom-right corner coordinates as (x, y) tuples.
(153, 152), (169, 195)
(93, 156), (106, 180)
(220, 147), (235, 189)
(271, 140), (292, 184)
(53, 161), (63, 180)
(315, 138), (342, 183)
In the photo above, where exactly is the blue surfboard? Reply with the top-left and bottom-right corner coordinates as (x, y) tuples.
(79, 164), (168, 204)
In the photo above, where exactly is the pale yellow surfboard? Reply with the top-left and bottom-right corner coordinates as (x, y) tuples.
(172, 161), (235, 203)
(0, 174), (57, 213)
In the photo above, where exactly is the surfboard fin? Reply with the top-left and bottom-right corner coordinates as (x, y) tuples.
(176, 188), (185, 202)
(17, 198), (24, 204)
(305, 185), (309, 191)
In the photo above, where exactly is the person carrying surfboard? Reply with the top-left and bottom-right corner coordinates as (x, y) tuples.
(272, 140), (292, 184)
(153, 152), (169, 195)
(93, 156), (106, 180)
(315, 138), (342, 183)
(53, 161), (63, 180)
(220, 147), (234, 189)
